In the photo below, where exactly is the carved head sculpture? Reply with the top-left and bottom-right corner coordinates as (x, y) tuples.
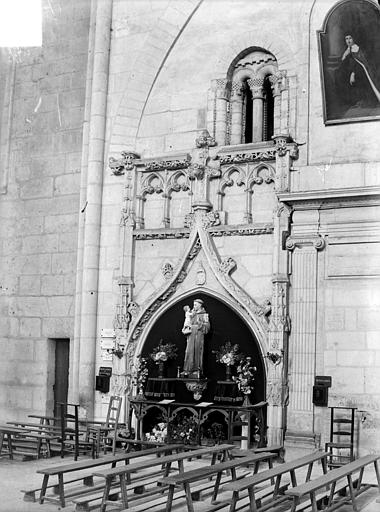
(193, 298), (204, 311)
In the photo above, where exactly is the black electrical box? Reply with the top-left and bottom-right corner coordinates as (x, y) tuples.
(96, 367), (112, 393)
(312, 375), (332, 407)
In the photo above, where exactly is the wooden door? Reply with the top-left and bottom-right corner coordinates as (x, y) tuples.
(54, 339), (70, 421)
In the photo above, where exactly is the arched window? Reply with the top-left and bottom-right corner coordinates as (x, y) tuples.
(209, 48), (286, 146)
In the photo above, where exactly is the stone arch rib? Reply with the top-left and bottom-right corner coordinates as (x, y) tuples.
(109, 0), (203, 155)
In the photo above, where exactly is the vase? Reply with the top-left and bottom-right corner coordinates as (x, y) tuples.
(158, 361), (165, 378)
(225, 364), (232, 381)
(242, 393), (251, 406)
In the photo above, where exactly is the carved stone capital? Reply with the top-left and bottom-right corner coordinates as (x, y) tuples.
(286, 235), (326, 251)
(109, 151), (140, 175)
(247, 76), (265, 99)
(269, 70), (287, 96)
(230, 81), (244, 99)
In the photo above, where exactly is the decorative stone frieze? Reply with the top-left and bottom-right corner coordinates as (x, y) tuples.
(218, 147), (276, 165)
(144, 158), (191, 172)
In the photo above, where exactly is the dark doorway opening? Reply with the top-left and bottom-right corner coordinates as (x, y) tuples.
(53, 338), (70, 422)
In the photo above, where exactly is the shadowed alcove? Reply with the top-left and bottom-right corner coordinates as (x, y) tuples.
(141, 292), (266, 404)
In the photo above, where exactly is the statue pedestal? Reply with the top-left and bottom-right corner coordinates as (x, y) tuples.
(182, 378), (208, 401)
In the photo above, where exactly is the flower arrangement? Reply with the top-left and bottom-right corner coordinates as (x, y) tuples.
(213, 341), (241, 366)
(150, 340), (178, 364)
(233, 356), (257, 395)
(131, 356), (148, 396)
(204, 422), (226, 444)
(168, 413), (198, 445)
(145, 422), (167, 443)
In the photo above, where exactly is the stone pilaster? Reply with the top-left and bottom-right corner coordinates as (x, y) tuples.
(269, 70), (287, 137)
(77, 0), (113, 418)
(286, 235), (325, 435)
(247, 76), (265, 143)
(230, 81), (244, 145)
(213, 79), (228, 146)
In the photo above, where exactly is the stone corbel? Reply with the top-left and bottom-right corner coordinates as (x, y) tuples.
(109, 151), (140, 175)
(273, 135), (299, 193)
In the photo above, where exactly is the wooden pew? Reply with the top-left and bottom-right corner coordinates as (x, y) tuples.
(0, 424), (59, 459)
(160, 451), (276, 512)
(223, 450), (328, 512)
(93, 444), (236, 512)
(31, 444), (184, 507)
(284, 453), (380, 512)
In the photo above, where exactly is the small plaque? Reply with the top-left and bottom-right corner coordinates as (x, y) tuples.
(99, 366), (112, 377)
(315, 376), (332, 387)
(101, 328), (115, 338)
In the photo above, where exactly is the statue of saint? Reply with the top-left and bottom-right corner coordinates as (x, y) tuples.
(182, 298), (210, 378)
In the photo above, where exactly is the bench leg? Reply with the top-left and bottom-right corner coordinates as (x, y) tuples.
(305, 462), (313, 482)
(274, 474), (282, 497)
(7, 434), (13, 460)
(374, 460), (380, 491)
(310, 491), (318, 512)
(120, 474), (129, 509)
(184, 482), (194, 512)
(327, 480), (336, 508)
(212, 470), (224, 502)
(39, 475), (49, 504)
(347, 474), (359, 512)
(58, 473), (65, 508)
(100, 477), (113, 512)
(229, 490), (239, 512)
(291, 497), (300, 512)
(247, 487), (258, 512)
(290, 469), (297, 488)
(165, 484), (175, 512)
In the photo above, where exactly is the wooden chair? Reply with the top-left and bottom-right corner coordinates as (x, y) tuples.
(86, 395), (123, 456)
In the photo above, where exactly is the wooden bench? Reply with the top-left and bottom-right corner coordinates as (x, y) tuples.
(0, 424), (59, 459)
(93, 443), (236, 512)
(223, 450), (328, 512)
(33, 443), (184, 507)
(285, 453), (380, 512)
(160, 451), (277, 512)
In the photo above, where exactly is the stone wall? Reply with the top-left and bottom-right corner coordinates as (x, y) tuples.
(0, 0), (90, 420)
(97, 0), (380, 451)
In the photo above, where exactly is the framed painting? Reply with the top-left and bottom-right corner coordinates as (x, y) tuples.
(317, 0), (380, 125)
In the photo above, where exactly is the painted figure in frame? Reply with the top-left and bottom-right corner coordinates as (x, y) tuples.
(318, 0), (380, 124)
(182, 299), (210, 378)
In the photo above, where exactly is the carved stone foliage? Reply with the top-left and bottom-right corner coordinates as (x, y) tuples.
(145, 158), (190, 171)
(218, 257), (236, 274)
(162, 262), (174, 280)
(218, 148), (277, 165)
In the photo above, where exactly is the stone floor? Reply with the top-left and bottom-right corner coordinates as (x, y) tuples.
(0, 452), (379, 512)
